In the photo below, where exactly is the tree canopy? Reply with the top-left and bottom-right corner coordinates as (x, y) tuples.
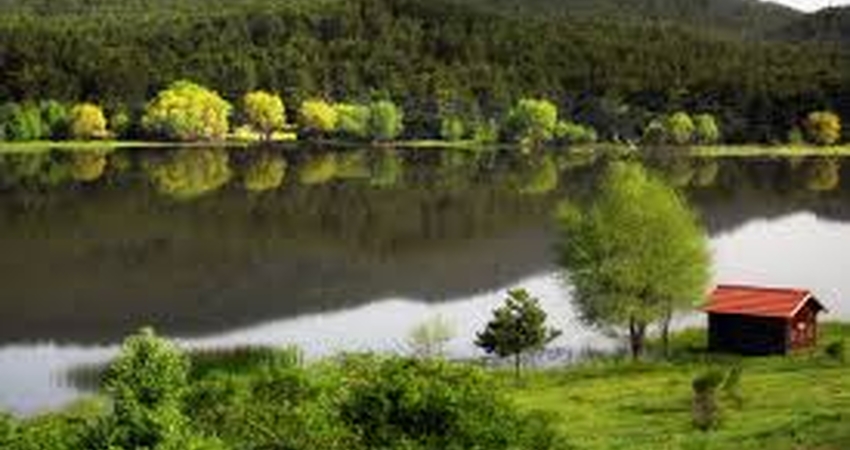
(142, 81), (232, 141)
(475, 289), (561, 378)
(555, 162), (710, 359)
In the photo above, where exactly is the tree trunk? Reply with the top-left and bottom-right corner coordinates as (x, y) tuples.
(514, 353), (521, 383)
(629, 316), (647, 360)
(661, 304), (673, 359)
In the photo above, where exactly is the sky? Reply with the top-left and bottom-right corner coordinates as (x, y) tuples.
(769, 0), (850, 12)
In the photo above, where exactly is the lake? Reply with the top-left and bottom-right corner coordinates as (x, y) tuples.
(0, 146), (848, 415)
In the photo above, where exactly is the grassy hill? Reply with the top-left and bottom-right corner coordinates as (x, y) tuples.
(509, 323), (850, 449)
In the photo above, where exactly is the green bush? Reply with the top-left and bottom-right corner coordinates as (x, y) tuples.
(142, 80), (232, 141)
(336, 103), (371, 140)
(367, 100), (404, 141)
(825, 340), (846, 362)
(554, 121), (598, 145)
(440, 116), (466, 142)
(692, 368), (725, 431)
(339, 357), (566, 450)
(506, 99), (558, 145)
(0, 102), (45, 141)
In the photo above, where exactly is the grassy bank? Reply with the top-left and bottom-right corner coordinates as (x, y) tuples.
(508, 323), (850, 450)
(691, 144), (850, 157)
(2, 140), (850, 157)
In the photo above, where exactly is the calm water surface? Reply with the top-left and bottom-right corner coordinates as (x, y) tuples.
(0, 147), (848, 414)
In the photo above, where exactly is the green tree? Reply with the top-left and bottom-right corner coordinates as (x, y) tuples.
(507, 99), (558, 146)
(339, 357), (563, 449)
(298, 99), (338, 136)
(408, 315), (455, 358)
(475, 289), (561, 380)
(40, 100), (69, 139)
(334, 102), (370, 140)
(142, 80), (232, 141)
(367, 100), (404, 141)
(99, 328), (225, 450)
(554, 121), (598, 145)
(693, 113), (721, 144)
(0, 102), (45, 141)
(555, 162), (710, 359)
(664, 111), (696, 145)
(69, 103), (108, 140)
(243, 91), (286, 140)
(440, 116), (466, 142)
(804, 111), (842, 146)
(103, 327), (189, 448)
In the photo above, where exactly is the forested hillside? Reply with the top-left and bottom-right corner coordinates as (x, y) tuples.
(448, 0), (802, 36)
(771, 6), (850, 43)
(0, 0), (847, 142)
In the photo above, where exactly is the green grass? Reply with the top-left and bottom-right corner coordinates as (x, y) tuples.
(506, 323), (850, 450)
(691, 144), (850, 157)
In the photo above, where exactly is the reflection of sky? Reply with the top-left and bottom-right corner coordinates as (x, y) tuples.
(2, 211), (850, 415)
(711, 212), (850, 319)
(770, 0), (850, 12)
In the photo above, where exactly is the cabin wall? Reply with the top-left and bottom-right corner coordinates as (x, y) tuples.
(790, 303), (819, 350)
(708, 314), (789, 355)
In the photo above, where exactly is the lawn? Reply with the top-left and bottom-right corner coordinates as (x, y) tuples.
(507, 323), (850, 450)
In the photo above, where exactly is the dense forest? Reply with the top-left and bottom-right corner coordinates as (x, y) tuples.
(0, 0), (848, 142)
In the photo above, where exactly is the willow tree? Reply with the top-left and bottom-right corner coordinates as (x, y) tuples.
(555, 162), (710, 359)
(142, 80), (232, 141)
(243, 91), (286, 140)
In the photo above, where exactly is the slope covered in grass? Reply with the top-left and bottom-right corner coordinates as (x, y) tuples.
(509, 324), (850, 449)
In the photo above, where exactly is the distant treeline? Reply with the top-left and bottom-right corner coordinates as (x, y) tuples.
(0, 0), (848, 143)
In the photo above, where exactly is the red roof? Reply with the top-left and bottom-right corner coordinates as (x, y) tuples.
(703, 285), (826, 319)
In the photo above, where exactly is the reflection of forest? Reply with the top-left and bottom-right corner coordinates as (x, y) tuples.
(0, 147), (849, 343)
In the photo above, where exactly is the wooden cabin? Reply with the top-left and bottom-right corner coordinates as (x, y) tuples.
(703, 285), (827, 355)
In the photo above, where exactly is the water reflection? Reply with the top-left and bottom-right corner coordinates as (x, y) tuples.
(1, 146), (850, 414)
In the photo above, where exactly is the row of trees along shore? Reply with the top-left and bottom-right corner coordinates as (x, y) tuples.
(0, 80), (844, 146)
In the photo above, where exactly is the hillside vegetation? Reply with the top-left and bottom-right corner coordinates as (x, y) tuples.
(0, 0), (847, 144)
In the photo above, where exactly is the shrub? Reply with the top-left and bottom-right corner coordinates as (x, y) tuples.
(40, 100), (69, 139)
(664, 111), (695, 145)
(440, 116), (466, 141)
(472, 118), (499, 144)
(407, 315), (455, 358)
(335, 102), (371, 140)
(243, 90), (286, 140)
(299, 99), (338, 136)
(804, 111), (842, 146)
(554, 121), (598, 145)
(825, 339), (846, 362)
(142, 80), (232, 141)
(506, 99), (558, 145)
(0, 102), (45, 141)
(692, 369), (725, 431)
(339, 357), (566, 450)
(693, 113), (720, 144)
(642, 118), (666, 145)
(69, 103), (108, 140)
(367, 100), (404, 141)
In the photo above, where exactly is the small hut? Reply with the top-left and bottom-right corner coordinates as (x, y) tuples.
(703, 285), (827, 355)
